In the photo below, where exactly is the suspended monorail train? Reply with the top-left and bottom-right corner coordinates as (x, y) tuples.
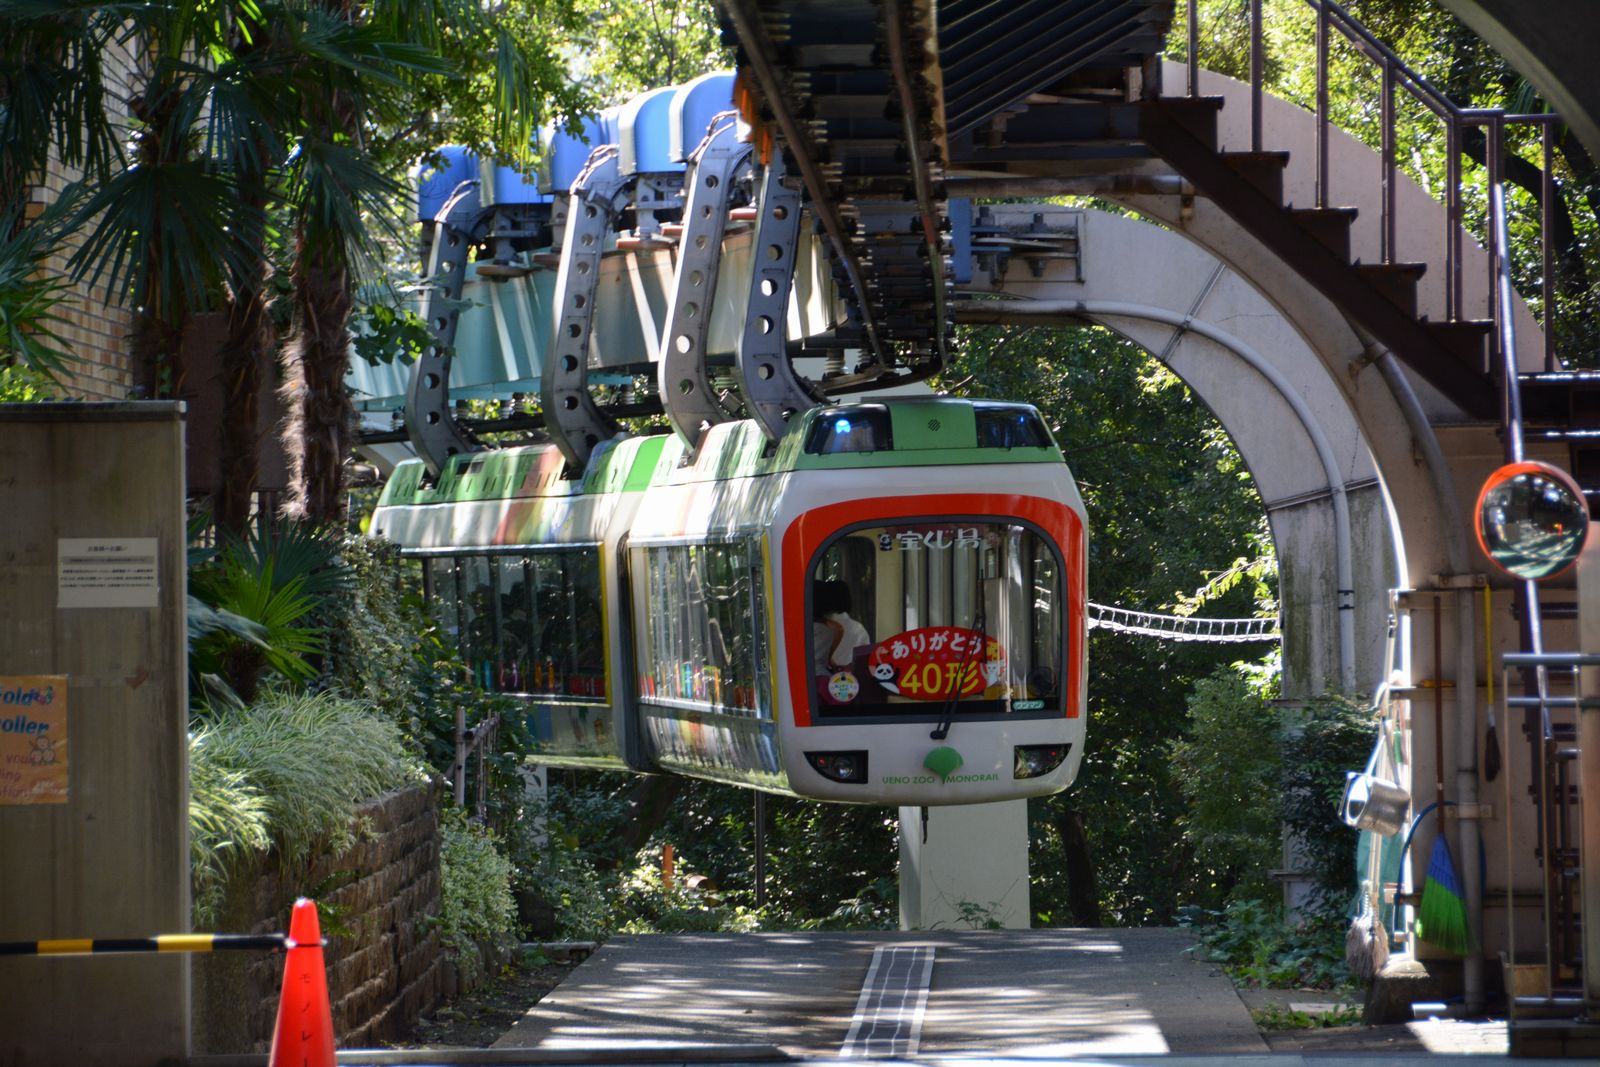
(371, 397), (1086, 806)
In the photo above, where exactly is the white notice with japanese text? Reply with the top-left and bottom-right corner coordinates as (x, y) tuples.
(57, 538), (160, 608)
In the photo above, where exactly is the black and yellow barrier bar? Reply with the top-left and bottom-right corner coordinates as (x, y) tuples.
(0, 934), (287, 956)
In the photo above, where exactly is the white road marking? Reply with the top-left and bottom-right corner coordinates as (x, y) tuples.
(840, 945), (936, 1058)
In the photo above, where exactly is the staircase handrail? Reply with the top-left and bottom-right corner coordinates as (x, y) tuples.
(1181, 0), (1563, 370)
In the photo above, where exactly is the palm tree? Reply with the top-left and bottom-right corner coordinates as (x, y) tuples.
(7, 0), (594, 526)
(275, 0), (592, 523)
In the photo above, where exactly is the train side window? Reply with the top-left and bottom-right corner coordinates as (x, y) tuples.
(636, 540), (767, 717)
(460, 556), (496, 690)
(426, 557), (463, 649)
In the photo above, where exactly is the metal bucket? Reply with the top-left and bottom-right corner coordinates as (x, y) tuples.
(1341, 770), (1409, 836)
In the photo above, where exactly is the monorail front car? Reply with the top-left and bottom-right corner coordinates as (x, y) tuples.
(369, 397), (1087, 805)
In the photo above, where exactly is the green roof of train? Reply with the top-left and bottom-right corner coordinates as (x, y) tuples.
(375, 398), (1063, 508)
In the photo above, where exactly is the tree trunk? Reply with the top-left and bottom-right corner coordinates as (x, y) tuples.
(282, 241), (352, 525)
(613, 775), (686, 859)
(1055, 806), (1102, 927)
(215, 288), (270, 533)
(128, 309), (185, 400)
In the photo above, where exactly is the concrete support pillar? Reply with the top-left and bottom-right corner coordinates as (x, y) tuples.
(898, 801), (1031, 930)
(0, 403), (190, 1067)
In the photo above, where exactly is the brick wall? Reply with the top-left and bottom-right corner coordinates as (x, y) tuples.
(26, 34), (140, 400)
(192, 785), (448, 1054)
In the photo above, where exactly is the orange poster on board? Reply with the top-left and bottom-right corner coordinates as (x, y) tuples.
(0, 675), (67, 804)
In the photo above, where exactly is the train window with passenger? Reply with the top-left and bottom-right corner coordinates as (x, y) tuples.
(808, 521), (1065, 720)
(636, 539), (768, 717)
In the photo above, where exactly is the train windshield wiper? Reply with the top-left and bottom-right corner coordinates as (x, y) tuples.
(930, 604), (984, 741)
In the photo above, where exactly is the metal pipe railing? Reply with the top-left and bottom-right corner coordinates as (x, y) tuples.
(1182, 0), (1568, 355)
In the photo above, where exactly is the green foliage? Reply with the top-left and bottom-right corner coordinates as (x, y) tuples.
(0, 363), (61, 402)
(437, 811), (518, 985)
(572, 0), (731, 102)
(1252, 1001), (1363, 1030)
(351, 300), (435, 367)
(1280, 693), (1375, 920)
(1171, 666), (1284, 907)
(189, 520), (349, 702)
(0, 193), (81, 377)
(188, 690), (419, 924)
(190, 690), (419, 867)
(1186, 899), (1352, 990)
(188, 745), (272, 926)
(611, 854), (759, 934)
(505, 773), (899, 937)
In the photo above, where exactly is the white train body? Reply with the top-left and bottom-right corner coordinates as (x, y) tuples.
(370, 397), (1087, 805)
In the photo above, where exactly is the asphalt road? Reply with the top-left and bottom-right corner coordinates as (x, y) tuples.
(493, 928), (1266, 1058)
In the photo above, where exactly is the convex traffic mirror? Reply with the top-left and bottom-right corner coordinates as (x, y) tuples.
(1474, 461), (1589, 580)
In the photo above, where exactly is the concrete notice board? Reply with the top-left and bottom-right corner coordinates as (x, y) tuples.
(0, 403), (189, 1066)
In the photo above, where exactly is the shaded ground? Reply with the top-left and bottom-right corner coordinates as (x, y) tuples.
(388, 956), (579, 1049)
(383, 937), (1511, 1056)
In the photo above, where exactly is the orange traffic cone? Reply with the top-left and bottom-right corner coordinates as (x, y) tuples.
(268, 898), (335, 1067)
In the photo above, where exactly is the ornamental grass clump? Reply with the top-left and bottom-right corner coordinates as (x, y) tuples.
(189, 690), (421, 921)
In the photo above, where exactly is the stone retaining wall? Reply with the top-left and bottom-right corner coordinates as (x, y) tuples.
(193, 784), (446, 1053)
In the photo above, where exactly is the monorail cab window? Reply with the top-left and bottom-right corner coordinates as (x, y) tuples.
(808, 521), (1064, 719)
(421, 549), (606, 702)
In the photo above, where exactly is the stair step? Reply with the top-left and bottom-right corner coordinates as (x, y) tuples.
(1220, 150), (1290, 202)
(1425, 319), (1492, 374)
(1153, 95), (1223, 149)
(1288, 207), (1358, 260)
(1355, 262), (1427, 318)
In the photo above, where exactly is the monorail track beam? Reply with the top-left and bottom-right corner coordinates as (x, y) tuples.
(542, 147), (636, 472)
(734, 154), (824, 441)
(658, 115), (755, 454)
(405, 188), (552, 477)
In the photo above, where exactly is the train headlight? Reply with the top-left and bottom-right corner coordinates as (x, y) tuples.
(1013, 743), (1070, 779)
(805, 750), (869, 783)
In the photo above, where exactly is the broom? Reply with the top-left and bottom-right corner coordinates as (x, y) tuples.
(1414, 596), (1474, 956)
(1413, 827), (1474, 954)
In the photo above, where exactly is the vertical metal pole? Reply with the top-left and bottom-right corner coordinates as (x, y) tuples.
(453, 705), (467, 809)
(1249, 0), (1263, 152)
(1187, 0), (1199, 97)
(1542, 121), (1557, 372)
(1315, 3), (1329, 208)
(1578, 552), (1600, 1018)
(1488, 119), (1504, 391)
(1447, 120), (1461, 321)
(1381, 59), (1396, 264)
(754, 792), (768, 909)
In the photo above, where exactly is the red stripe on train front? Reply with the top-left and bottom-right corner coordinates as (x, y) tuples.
(779, 493), (1085, 728)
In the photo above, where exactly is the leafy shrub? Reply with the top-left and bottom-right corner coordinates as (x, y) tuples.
(610, 850), (760, 934)
(188, 689), (420, 915)
(1280, 692), (1374, 919)
(1171, 665), (1283, 906)
(437, 811), (518, 984)
(1185, 898), (1351, 990)
(189, 521), (349, 702)
(323, 537), (533, 814)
